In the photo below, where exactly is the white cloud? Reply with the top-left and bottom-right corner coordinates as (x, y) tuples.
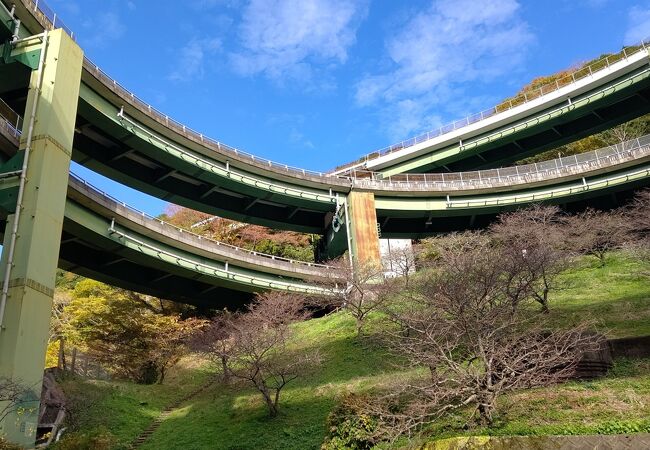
(168, 38), (222, 82)
(625, 3), (650, 45)
(82, 12), (126, 49)
(230, 0), (367, 85)
(355, 0), (534, 139)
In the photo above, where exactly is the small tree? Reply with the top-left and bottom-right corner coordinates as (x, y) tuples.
(622, 189), (650, 276)
(64, 280), (205, 384)
(194, 310), (237, 383)
(222, 291), (319, 417)
(315, 258), (389, 336)
(565, 209), (628, 266)
(490, 205), (570, 312)
(365, 236), (601, 439)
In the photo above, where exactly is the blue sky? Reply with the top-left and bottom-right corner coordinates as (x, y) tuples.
(47, 0), (650, 215)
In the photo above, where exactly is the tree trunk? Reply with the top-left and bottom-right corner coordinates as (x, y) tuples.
(538, 287), (550, 313)
(71, 347), (77, 375)
(260, 387), (279, 417)
(221, 356), (230, 383)
(477, 402), (494, 426)
(355, 317), (363, 336)
(58, 338), (66, 371)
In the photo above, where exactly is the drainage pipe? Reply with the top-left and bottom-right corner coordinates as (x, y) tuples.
(0, 31), (48, 328)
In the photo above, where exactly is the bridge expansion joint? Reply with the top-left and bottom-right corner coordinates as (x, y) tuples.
(3, 277), (54, 297)
(20, 134), (71, 157)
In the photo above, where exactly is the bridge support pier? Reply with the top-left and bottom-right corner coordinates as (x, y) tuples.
(346, 191), (381, 268)
(0, 30), (82, 448)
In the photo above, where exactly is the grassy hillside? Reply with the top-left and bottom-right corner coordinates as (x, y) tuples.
(54, 252), (650, 449)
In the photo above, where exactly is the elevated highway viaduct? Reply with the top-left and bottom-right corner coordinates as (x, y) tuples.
(0, 0), (650, 446)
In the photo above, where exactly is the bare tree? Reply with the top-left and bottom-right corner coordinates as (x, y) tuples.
(564, 209), (629, 266)
(382, 243), (418, 289)
(601, 117), (650, 145)
(221, 291), (320, 417)
(490, 205), (571, 312)
(193, 310), (237, 383)
(363, 236), (602, 440)
(621, 189), (650, 275)
(418, 231), (540, 309)
(314, 258), (390, 336)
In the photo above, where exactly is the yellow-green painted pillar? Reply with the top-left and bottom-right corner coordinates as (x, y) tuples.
(0, 29), (82, 448)
(346, 191), (381, 268)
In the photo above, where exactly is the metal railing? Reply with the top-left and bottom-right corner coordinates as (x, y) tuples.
(349, 134), (650, 191)
(22, 0), (74, 39)
(0, 98), (23, 136)
(17, 0), (336, 180)
(331, 42), (650, 174)
(17, 0), (650, 186)
(69, 172), (333, 270)
(107, 226), (331, 294)
(446, 165), (650, 209)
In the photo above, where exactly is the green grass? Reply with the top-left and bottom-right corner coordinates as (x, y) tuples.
(57, 252), (650, 449)
(543, 252), (650, 338)
(410, 358), (650, 447)
(57, 357), (213, 447)
(140, 313), (401, 450)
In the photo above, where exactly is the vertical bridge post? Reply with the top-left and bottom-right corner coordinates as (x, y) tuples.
(346, 191), (381, 268)
(0, 29), (82, 448)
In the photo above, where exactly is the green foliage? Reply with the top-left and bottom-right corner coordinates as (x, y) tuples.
(517, 113), (650, 165)
(251, 238), (315, 261)
(63, 279), (204, 383)
(0, 438), (22, 450)
(594, 419), (650, 434)
(54, 253), (650, 449)
(58, 358), (213, 446)
(322, 393), (379, 450)
(51, 428), (119, 450)
(55, 269), (83, 291)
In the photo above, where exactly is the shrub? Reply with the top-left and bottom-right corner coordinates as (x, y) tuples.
(52, 428), (118, 450)
(322, 393), (379, 450)
(0, 438), (23, 450)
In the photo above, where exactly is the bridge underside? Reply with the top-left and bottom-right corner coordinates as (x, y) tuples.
(58, 223), (255, 309)
(376, 183), (647, 237)
(373, 70), (650, 176)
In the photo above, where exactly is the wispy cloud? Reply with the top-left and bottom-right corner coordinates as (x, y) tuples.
(355, 0), (534, 140)
(229, 0), (368, 87)
(266, 113), (315, 149)
(82, 12), (126, 49)
(168, 38), (222, 82)
(624, 2), (650, 45)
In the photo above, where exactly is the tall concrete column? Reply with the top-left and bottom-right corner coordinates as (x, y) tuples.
(0, 29), (82, 448)
(346, 191), (381, 268)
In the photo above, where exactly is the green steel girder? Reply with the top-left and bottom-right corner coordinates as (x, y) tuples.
(0, 151), (23, 214)
(0, 39), (41, 69)
(73, 84), (339, 233)
(60, 199), (328, 299)
(380, 67), (650, 176)
(373, 162), (650, 237)
(0, 2), (41, 69)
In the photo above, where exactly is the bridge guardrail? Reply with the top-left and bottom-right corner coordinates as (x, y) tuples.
(107, 225), (332, 294)
(350, 135), (650, 191)
(0, 93), (648, 198)
(68, 172), (334, 271)
(331, 42), (650, 174)
(20, 0), (649, 183)
(445, 165), (650, 208)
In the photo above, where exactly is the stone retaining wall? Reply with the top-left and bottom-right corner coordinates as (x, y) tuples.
(419, 433), (650, 449)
